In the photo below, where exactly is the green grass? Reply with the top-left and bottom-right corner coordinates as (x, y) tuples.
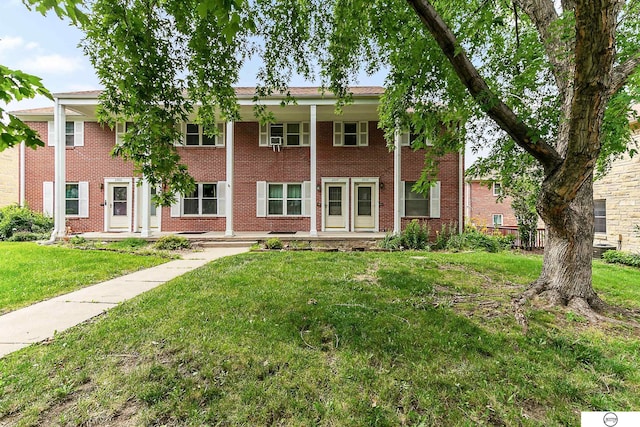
(0, 242), (168, 314)
(1, 251), (639, 426)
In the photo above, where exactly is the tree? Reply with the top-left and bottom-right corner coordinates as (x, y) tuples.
(0, 0), (86, 151)
(80, 0), (640, 317)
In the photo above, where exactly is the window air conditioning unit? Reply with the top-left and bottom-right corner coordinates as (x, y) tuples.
(270, 136), (283, 146)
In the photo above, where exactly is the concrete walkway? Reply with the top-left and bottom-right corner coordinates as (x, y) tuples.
(0, 246), (249, 358)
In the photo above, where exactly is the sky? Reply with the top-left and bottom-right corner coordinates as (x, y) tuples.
(1, 1), (481, 166)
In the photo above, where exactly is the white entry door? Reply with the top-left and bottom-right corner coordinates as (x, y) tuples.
(353, 182), (376, 230)
(324, 182), (348, 230)
(107, 182), (131, 231)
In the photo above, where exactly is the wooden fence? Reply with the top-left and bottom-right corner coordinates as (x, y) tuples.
(484, 226), (546, 249)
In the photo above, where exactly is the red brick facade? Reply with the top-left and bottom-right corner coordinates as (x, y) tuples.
(465, 180), (517, 227)
(22, 114), (463, 234)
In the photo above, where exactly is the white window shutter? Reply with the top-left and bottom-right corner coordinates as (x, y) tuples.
(333, 122), (343, 146)
(400, 181), (406, 218)
(74, 121), (84, 146)
(259, 124), (269, 147)
(43, 181), (54, 217)
(173, 123), (185, 146)
(78, 181), (89, 217)
(400, 132), (410, 147)
(47, 121), (55, 146)
(256, 181), (267, 217)
(115, 122), (125, 145)
(217, 122), (226, 146)
(302, 181), (311, 216)
(358, 121), (368, 146)
(301, 122), (310, 146)
(217, 181), (226, 216)
(170, 194), (181, 217)
(430, 181), (441, 218)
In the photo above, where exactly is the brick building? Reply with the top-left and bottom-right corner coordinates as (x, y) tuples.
(465, 178), (517, 228)
(13, 87), (464, 237)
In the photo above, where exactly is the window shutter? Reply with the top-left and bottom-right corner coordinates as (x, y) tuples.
(170, 194), (181, 217)
(399, 181), (406, 218)
(174, 123), (185, 146)
(259, 124), (269, 147)
(301, 122), (310, 146)
(400, 132), (410, 147)
(358, 121), (368, 146)
(216, 122), (226, 147)
(74, 121), (84, 146)
(47, 121), (55, 146)
(256, 181), (267, 217)
(333, 122), (343, 146)
(78, 181), (89, 217)
(217, 181), (226, 216)
(302, 181), (311, 216)
(430, 181), (441, 218)
(43, 181), (54, 217)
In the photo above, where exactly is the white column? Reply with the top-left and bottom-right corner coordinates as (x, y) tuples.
(225, 121), (234, 236)
(459, 147), (465, 233)
(393, 129), (402, 234)
(310, 105), (318, 237)
(19, 141), (25, 206)
(54, 99), (66, 237)
(141, 178), (151, 237)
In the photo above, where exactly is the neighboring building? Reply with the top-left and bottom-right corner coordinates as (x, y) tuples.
(0, 146), (19, 207)
(13, 87), (465, 236)
(592, 117), (640, 251)
(465, 177), (517, 228)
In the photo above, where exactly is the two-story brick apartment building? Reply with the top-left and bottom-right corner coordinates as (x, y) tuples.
(13, 87), (464, 237)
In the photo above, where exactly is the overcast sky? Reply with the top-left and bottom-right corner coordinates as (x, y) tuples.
(1, 1), (483, 166)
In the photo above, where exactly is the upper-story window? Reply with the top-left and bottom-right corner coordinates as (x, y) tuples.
(259, 122), (310, 147)
(184, 123), (225, 147)
(333, 121), (368, 146)
(400, 130), (432, 147)
(492, 182), (502, 197)
(47, 121), (84, 147)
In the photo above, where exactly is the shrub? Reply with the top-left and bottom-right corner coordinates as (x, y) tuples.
(109, 237), (149, 250)
(446, 228), (514, 253)
(401, 219), (430, 250)
(69, 235), (88, 245)
(153, 235), (191, 250)
(6, 232), (51, 242)
(0, 204), (54, 241)
(379, 232), (402, 250)
(602, 250), (640, 268)
(265, 238), (284, 250)
(432, 223), (457, 250)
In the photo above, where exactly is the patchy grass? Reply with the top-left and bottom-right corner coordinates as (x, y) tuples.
(0, 251), (639, 426)
(0, 242), (168, 314)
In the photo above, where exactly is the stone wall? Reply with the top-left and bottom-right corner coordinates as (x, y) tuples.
(0, 146), (19, 207)
(592, 130), (640, 251)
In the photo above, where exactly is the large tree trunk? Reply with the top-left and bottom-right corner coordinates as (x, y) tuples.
(522, 177), (606, 317)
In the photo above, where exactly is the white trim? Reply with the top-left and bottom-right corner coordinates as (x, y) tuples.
(103, 178), (133, 232)
(351, 178), (379, 232)
(78, 181), (89, 218)
(492, 182), (502, 197)
(393, 129), (402, 233)
(225, 121), (234, 236)
(321, 178), (350, 232)
(492, 213), (504, 227)
(53, 101), (66, 237)
(309, 105), (318, 236)
(459, 149), (464, 233)
(43, 181), (54, 217)
(183, 122), (225, 147)
(256, 181), (267, 217)
(430, 181), (441, 219)
(218, 181), (227, 217)
(74, 121), (84, 147)
(19, 142), (25, 206)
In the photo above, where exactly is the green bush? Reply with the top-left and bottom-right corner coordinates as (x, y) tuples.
(378, 232), (403, 250)
(153, 235), (191, 250)
(6, 231), (51, 242)
(446, 229), (514, 253)
(401, 219), (430, 250)
(602, 250), (640, 268)
(432, 223), (457, 250)
(0, 204), (54, 241)
(265, 238), (284, 250)
(69, 235), (88, 245)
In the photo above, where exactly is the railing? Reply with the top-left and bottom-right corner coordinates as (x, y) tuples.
(485, 226), (546, 249)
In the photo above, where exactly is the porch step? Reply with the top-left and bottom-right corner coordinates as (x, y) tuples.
(197, 241), (258, 248)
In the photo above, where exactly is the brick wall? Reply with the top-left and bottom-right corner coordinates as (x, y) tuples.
(24, 119), (462, 233)
(0, 146), (19, 207)
(467, 181), (517, 227)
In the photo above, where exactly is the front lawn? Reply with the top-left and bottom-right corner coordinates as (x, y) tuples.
(0, 242), (168, 314)
(0, 251), (639, 426)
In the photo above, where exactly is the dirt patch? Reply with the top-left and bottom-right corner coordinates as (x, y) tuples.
(353, 261), (380, 284)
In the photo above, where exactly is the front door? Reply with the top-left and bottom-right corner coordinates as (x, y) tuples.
(353, 182), (376, 230)
(324, 183), (347, 229)
(107, 183), (130, 231)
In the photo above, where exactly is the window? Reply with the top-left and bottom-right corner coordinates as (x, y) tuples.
(65, 183), (79, 215)
(65, 122), (75, 147)
(333, 121), (368, 146)
(268, 183), (302, 216)
(182, 183), (217, 215)
(259, 122), (309, 147)
(183, 123), (224, 146)
(594, 199), (606, 233)
(492, 214), (503, 227)
(48, 121), (84, 147)
(404, 181), (430, 217)
(492, 182), (502, 196)
(115, 122), (134, 145)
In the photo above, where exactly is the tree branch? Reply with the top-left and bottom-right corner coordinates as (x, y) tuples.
(608, 53), (640, 97)
(406, 0), (563, 172)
